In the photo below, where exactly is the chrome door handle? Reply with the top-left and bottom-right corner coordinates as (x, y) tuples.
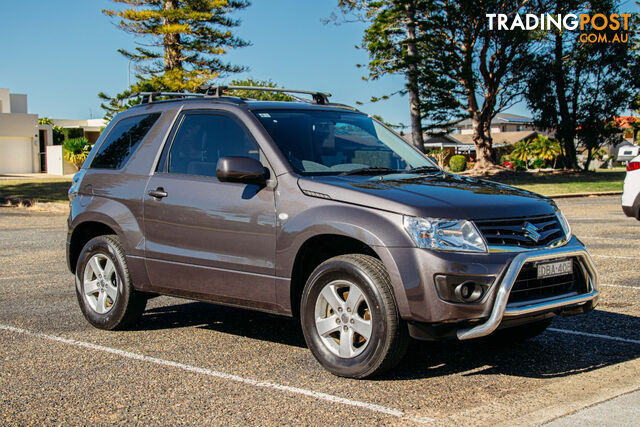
(148, 188), (168, 199)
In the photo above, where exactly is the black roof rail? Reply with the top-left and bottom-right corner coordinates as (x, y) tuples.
(126, 92), (205, 104)
(205, 85), (332, 105)
(123, 86), (335, 107)
(326, 102), (359, 111)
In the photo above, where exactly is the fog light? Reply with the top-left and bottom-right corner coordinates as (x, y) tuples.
(454, 281), (484, 302)
(434, 275), (494, 304)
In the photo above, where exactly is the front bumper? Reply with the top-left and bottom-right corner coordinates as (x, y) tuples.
(456, 238), (598, 340)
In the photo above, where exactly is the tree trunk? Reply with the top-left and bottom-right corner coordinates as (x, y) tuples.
(552, 31), (579, 170)
(405, 3), (424, 152)
(163, 0), (182, 72)
(584, 146), (592, 171)
(472, 114), (495, 169)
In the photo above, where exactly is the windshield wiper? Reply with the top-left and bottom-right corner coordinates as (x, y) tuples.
(406, 166), (441, 174)
(340, 167), (398, 176)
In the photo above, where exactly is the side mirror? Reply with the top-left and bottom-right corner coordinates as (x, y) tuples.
(216, 156), (267, 185)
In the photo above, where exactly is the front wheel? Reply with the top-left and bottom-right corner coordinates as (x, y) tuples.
(300, 254), (408, 378)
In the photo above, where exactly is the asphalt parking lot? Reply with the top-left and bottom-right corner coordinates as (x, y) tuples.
(0, 195), (638, 425)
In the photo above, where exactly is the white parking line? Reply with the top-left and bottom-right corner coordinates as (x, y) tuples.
(601, 283), (639, 290)
(592, 254), (638, 260)
(0, 324), (433, 424)
(548, 328), (640, 345)
(581, 236), (638, 242)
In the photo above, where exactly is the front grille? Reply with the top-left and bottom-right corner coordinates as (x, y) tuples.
(474, 214), (564, 248)
(508, 258), (587, 304)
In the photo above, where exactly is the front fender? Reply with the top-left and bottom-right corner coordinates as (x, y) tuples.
(275, 198), (414, 318)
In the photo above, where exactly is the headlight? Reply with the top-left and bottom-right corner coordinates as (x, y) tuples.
(403, 216), (487, 253)
(556, 209), (572, 241)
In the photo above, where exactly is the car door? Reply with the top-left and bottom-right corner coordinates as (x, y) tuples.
(143, 110), (278, 309)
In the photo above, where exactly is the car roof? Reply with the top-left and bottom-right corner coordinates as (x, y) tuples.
(127, 97), (360, 113)
(245, 100), (359, 112)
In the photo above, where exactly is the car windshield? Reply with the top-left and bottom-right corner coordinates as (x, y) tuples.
(252, 109), (438, 175)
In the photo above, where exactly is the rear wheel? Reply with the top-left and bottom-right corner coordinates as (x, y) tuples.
(75, 235), (147, 330)
(300, 254), (408, 378)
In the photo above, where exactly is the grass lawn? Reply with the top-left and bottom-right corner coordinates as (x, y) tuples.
(0, 178), (72, 204)
(485, 168), (625, 196)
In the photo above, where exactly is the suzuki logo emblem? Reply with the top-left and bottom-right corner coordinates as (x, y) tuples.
(523, 222), (541, 242)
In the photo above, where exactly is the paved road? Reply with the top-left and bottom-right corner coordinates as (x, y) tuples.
(546, 389), (640, 426)
(1, 196), (638, 425)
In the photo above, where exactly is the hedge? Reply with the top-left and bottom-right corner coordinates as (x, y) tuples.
(449, 155), (467, 172)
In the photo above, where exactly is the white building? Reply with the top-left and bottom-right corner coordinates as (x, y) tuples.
(0, 88), (107, 174)
(0, 88), (43, 173)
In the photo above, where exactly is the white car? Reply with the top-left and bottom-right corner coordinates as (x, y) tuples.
(622, 154), (640, 219)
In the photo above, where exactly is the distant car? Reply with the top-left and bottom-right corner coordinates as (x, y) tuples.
(622, 155), (640, 220)
(617, 144), (640, 164)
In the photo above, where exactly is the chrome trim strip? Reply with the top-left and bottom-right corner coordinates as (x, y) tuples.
(457, 237), (599, 340)
(503, 290), (598, 317)
(487, 237), (570, 253)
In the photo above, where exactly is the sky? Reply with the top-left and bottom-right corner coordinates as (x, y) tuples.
(0, 0), (637, 126)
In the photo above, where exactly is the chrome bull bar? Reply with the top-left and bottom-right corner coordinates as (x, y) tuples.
(457, 237), (599, 340)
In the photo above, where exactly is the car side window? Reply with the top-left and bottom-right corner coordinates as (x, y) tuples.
(91, 113), (161, 169)
(168, 113), (260, 177)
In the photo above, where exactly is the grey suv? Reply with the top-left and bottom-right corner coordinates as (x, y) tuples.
(67, 86), (599, 378)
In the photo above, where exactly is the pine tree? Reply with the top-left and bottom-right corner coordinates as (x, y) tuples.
(339, 0), (539, 169)
(337, 0), (429, 152)
(526, 0), (640, 170)
(99, 0), (250, 119)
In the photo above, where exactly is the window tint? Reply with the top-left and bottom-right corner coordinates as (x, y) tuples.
(168, 114), (259, 177)
(91, 113), (160, 169)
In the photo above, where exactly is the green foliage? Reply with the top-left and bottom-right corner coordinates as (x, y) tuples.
(63, 137), (91, 170)
(499, 154), (511, 165)
(525, 0), (640, 170)
(592, 147), (609, 161)
(52, 126), (65, 145)
(38, 117), (66, 146)
(100, 0), (251, 119)
(99, 81), (160, 120)
(339, 0), (540, 167)
(510, 140), (537, 164)
(510, 135), (562, 169)
(530, 158), (545, 169)
(531, 135), (561, 162)
(449, 155), (467, 172)
(66, 128), (84, 139)
(512, 160), (527, 171)
(226, 79), (294, 101)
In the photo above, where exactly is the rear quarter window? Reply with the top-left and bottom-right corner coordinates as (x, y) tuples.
(90, 113), (161, 169)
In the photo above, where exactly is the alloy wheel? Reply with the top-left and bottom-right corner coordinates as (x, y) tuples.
(314, 280), (373, 358)
(83, 253), (119, 314)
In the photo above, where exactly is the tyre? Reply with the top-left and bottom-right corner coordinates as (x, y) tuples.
(300, 254), (408, 378)
(75, 235), (147, 330)
(491, 318), (553, 343)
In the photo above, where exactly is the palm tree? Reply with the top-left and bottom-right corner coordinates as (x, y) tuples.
(510, 139), (537, 164)
(532, 135), (561, 162)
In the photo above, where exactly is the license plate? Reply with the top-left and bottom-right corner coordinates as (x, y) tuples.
(537, 260), (573, 279)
